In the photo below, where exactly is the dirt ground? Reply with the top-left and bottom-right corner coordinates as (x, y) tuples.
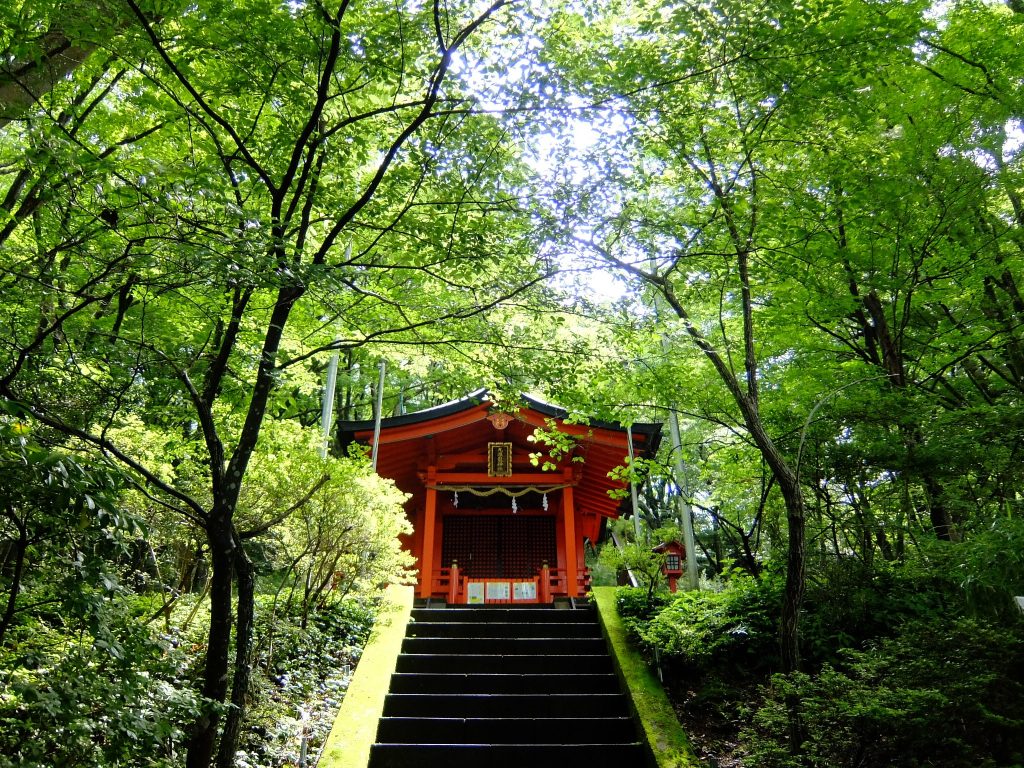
(669, 680), (753, 768)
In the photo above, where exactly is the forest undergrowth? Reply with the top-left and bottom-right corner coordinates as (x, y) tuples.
(236, 595), (374, 768)
(614, 528), (1024, 768)
(0, 562), (377, 768)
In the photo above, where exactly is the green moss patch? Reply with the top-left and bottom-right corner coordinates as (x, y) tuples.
(318, 584), (414, 768)
(592, 586), (701, 768)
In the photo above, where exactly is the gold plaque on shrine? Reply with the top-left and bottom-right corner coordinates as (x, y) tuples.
(488, 442), (513, 476)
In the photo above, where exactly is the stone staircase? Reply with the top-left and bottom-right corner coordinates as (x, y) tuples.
(367, 603), (646, 768)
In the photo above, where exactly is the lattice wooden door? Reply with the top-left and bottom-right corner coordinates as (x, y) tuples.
(441, 515), (556, 579)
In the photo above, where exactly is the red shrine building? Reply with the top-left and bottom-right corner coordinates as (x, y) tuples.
(338, 391), (660, 604)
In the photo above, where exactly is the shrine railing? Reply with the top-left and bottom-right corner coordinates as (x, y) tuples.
(428, 564), (590, 604)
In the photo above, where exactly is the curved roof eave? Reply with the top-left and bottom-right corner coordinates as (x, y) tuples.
(336, 387), (490, 433)
(519, 392), (661, 438)
(335, 388), (663, 456)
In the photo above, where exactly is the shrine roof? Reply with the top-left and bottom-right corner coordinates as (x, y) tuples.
(335, 388), (661, 440)
(336, 390), (662, 520)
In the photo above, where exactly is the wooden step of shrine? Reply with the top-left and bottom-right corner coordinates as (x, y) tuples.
(368, 605), (647, 768)
(411, 606), (598, 622)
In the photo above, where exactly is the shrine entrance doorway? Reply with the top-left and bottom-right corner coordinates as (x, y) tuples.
(441, 514), (557, 580)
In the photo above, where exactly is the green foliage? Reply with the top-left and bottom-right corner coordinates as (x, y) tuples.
(606, 454), (661, 501)
(622, 547), (1024, 766)
(248, 427), (415, 623)
(637, 572), (782, 673)
(600, 525), (684, 602)
(2, 0), (548, 753)
(0, 419), (203, 767)
(2, 0), (1024, 764)
(924, 517), (1024, 619)
(745, 616), (1024, 768)
(0, 541), (204, 768)
(0, 617), (204, 768)
(616, 585), (671, 624)
(241, 599), (376, 768)
(0, 412), (147, 642)
(800, 558), (960, 665)
(526, 417), (588, 471)
(0, 413), (406, 766)
(585, 536), (617, 587)
(600, 543), (661, 595)
(593, 588), (702, 768)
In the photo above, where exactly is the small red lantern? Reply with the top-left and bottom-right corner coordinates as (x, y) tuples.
(653, 541), (686, 593)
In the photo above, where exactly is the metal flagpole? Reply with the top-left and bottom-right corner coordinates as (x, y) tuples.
(370, 360), (386, 471)
(626, 424), (644, 543)
(318, 242), (351, 460)
(664, 390), (700, 590)
(319, 339), (340, 459)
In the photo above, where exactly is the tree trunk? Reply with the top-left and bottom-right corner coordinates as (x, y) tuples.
(186, 516), (235, 768)
(0, 516), (28, 647)
(923, 475), (955, 542)
(215, 535), (255, 768)
(742, 394), (807, 756)
(186, 286), (302, 768)
(656, 269), (808, 672)
(902, 425), (955, 541)
(738, 405), (807, 674)
(776, 477), (806, 675)
(854, 283), (956, 542)
(0, 32), (96, 128)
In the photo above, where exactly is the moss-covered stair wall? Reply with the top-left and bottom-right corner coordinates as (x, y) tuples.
(592, 586), (701, 768)
(319, 584), (414, 768)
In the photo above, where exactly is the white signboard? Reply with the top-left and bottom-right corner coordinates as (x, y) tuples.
(485, 581), (510, 601)
(466, 582), (485, 604)
(513, 582), (537, 601)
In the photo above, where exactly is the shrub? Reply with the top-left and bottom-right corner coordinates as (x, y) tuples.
(636, 571), (782, 673)
(0, 608), (204, 768)
(744, 615), (1024, 767)
(925, 516), (1024, 620)
(801, 557), (957, 666)
(240, 597), (376, 768)
(616, 585), (671, 621)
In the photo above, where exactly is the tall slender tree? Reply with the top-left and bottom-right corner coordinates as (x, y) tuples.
(0, 1), (549, 764)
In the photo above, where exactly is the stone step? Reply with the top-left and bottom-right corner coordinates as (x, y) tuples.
(369, 600), (646, 768)
(387, 672), (622, 695)
(367, 742), (645, 768)
(401, 636), (608, 655)
(395, 653), (613, 674)
(375, 716), (637, 745)
(381, 693), (632, 719)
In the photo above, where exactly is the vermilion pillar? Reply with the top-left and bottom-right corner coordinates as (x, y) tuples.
(420, 469), (437, 599)
(563, 484), (578, 598)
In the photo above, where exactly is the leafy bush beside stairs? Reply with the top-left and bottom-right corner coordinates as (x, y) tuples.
(615, 560), (1024, 767)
